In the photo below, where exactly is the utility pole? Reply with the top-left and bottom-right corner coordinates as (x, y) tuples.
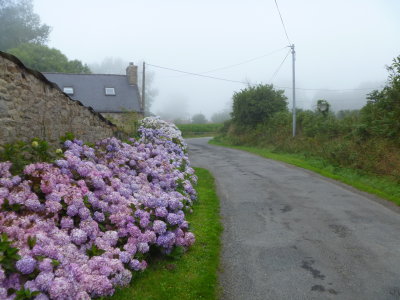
(142, 62), (146, 116)
(290, 44), (296, 137)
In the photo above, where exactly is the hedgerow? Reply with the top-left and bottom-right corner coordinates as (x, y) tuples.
(219, 55), (400, 180)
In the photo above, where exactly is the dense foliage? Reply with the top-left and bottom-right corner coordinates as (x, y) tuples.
(1, 0), (91, 74)
(231, 84), (287, 127)
(220, 55), (400, 180)
(0, 0), (50, 51)
(210, 111), (230, 123)
(7, 43), (91, 74)
(0, 137), (66, 176)
(361, 55), (400, 140)
(0, 117), (197, 299)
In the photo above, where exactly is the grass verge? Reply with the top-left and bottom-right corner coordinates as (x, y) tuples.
(110, 167), (222, 300)
(210, 138), (400, 206)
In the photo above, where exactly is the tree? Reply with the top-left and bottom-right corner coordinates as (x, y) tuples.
(7, 43), (91, 73)
(361, 55), (400, 140)
(231, 84), (288, 127)
(211, 110), (231, 123)
(0, 0), (50, 51)
(191, 113), (207, 124)
(316, 99), (330, 116)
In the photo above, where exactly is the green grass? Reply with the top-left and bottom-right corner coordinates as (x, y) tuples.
(177, 124), (223, 138)
(210, 138), (400, 206)
(110, 167), (222, 300)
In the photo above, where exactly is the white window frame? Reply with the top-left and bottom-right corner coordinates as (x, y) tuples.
(63, 87), (74, 95)
(105, 87), (116, 96)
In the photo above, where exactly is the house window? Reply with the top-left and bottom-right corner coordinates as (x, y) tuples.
(105, 87), (116, 96)
(63, 87), (74, 95)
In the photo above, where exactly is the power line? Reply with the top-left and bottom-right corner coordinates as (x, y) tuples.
(285, 87), (376, 92)
(147, 62), (378, 92)
(161, 46), (287, 79)
(199, 46), (287, 74)
(147, 63), (248, 84)
(269, 49), (291, 82)
(274, 0), (291, 44)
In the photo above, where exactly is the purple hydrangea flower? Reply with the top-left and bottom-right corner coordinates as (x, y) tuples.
(49, 277), (72, 299)
(38, 258), (53, 272)
(155, 207), (168, 218)
(66, 204), (78, 217)
(167, 213), (184, 225)
(94, 211), (105, 222)
(16, 256), (36, 274)
(79, 207), (91, 220)
(34, 293), (50, 300)
(60, 217), (74, 229)
(129, 259), (141, 271)
(137, 242), (149, 253)
(25, 198), (43, 211)
(35, 272), (54, 292)
(119, 251), (131, 264)
(152, 220), (167, 234)
(70, 228), (87, 245)
(156, 232), (176, 249)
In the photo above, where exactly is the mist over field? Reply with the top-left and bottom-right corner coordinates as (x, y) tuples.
(28, 0), (400, 120)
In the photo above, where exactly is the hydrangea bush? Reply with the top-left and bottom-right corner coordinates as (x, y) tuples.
(0, 117), (197, 299)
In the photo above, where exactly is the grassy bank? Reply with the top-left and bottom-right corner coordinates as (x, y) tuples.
(111, 167), (222, 300)
(211, 137), (400, 206)
(177, 124), (223, 138)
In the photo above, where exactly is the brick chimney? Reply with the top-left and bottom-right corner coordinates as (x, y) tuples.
(126, 62), (138, 85)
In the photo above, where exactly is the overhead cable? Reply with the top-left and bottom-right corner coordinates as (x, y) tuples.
(274, 0), (292, 44)
(147, 63), (248, 84)
(269, 49), (291, 82)
(161, 46), (287, 79)
(199, 46), (287, 74)
(147, 62), (377, 92)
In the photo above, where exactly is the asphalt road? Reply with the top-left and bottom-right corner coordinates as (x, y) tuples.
(187, 137), (400, 300)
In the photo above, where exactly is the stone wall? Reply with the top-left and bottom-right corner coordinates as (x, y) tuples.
(101, 112), (142, 136)
(0, 51), (127, 146)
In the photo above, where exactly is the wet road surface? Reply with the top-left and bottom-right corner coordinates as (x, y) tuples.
(187, 137), (400, 300)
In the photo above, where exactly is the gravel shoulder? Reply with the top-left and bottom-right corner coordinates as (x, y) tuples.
(187, 137), (400, 300)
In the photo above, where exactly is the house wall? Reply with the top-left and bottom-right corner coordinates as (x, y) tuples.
(0, 52), (127, 147)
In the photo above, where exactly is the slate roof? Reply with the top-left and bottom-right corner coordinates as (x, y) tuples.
(43, 73), (142, 113)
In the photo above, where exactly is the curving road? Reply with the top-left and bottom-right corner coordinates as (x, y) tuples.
(187, 137), (400, 300)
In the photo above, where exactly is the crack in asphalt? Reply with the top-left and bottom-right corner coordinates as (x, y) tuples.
(301, 258), (326, 280)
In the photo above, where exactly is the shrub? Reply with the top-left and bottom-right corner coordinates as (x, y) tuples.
(219, 55), (400, 180)
(231, 84), (288, 127)
(361, 55), (400, 141)
(0, 117), (197, 299)
(0, 138), (62, 175)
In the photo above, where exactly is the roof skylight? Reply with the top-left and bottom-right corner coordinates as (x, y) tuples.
(63, 87), (74, 95)
(105, 87), (116, 96)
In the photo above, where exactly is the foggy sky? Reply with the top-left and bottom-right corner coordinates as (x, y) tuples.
(33, 0), (400, 119)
